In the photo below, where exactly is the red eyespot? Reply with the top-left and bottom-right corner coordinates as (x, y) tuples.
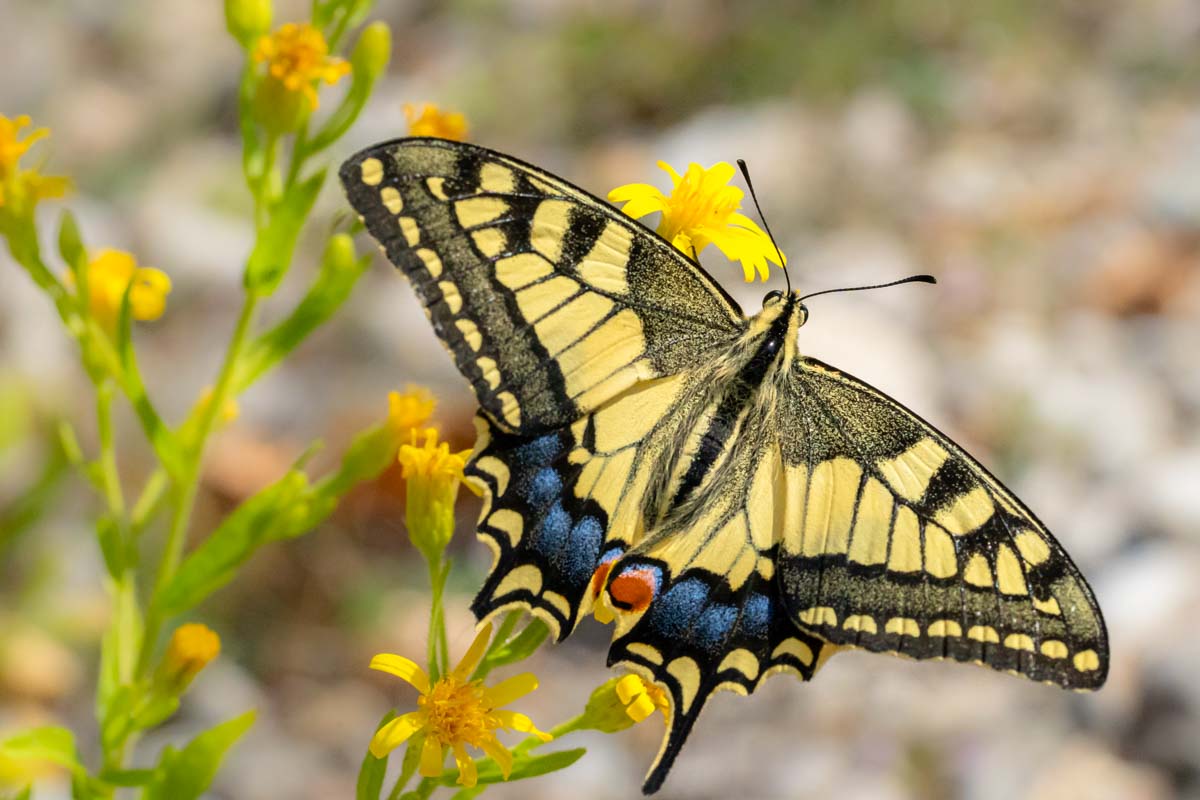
(590, 561), (614, 598)
(608, 569), (657, 613)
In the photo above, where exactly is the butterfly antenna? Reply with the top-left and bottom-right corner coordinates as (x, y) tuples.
(798, 274), (937, 303)
(737, 158), (790, 294)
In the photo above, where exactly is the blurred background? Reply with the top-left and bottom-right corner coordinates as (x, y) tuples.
(3, 1), (1200, 798)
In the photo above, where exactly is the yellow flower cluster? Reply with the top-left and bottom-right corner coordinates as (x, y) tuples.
(405, 103), (468, 141)
(0, 114), (69, 214)
(387, 386), (436, 441)
(609, 160), (784, 282)
(615, 674), (669, 723)
(84, 249), (172, 332)
(253, 22), (350, 111)
(398, 427), (472, 487)
(370, 623), (552, 787)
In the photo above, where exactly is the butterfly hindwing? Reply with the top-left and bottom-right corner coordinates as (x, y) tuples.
(340, 138), (744, 435)
(608, 559), (826, 794)
(776, 357), (1108, 688)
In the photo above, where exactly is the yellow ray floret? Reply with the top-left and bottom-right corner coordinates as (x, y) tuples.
(608, 160), (784, 282)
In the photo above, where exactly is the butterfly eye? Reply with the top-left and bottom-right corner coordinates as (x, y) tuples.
(763, 289), (784, 306)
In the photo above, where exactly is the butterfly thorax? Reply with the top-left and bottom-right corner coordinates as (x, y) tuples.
(637, 293), (805, 545)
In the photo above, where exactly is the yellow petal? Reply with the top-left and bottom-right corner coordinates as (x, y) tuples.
(479, 735), (514, 779)
(625, 693), (658, 722)
(451, 623), (493, 682)
(655, 160), (683, 185)
(615, 674), (645, 705)
(483, 672), (538, 708)
(593, 598), (615, 624)
(419, 736), (445, 777)
(452, 743), (478, 787)
(370, 654), (431, 694)
(607, 184), (669, 220)
(494, 710), (553, 742)
(369, 712), (425, 758)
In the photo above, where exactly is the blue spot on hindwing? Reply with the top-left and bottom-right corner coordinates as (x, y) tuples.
(559, 516), (603, 584)
(648, 577), (708, 638)
(527, 467), (562, 508)
(694, 604), (738, 649)
(740, 593), (771, 638)
(513, 434), (561, 468)
(535, 501), (572, 554)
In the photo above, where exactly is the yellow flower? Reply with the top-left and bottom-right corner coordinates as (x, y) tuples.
(0, 114), (70, 213)
(405, 103), (468, 141)
(369, 623), (552, 787)
(0, 114), (46, 174)
(253, 22), (350, 111)
(387, 386), (436, 443)
(159, 623), (221, 691)
(608, 161), (784, 282)
(82, 249), (172, 331)
(614, 674), (669, 723)
(399, 428), (472, 561)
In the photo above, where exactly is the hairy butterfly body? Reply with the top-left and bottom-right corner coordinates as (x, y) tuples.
(340, 137), (1108, 794)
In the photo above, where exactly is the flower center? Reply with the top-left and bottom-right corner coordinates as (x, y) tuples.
(662, 176), (741, 243)
(419, 677), (496, 748)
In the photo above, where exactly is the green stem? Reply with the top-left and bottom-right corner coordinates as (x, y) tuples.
(256, 134), (279, 230)
(426, 556), (449, 681)
(513, 714), (587, 757)
(95, 380), (126, 519)
(386, 740), (423, 800)
(137, 292), (259, 677)
(285, 124), (309, 190)
(130, 467), (168, 536)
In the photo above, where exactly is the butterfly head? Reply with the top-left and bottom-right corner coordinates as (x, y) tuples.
(762, 289), (809, 327)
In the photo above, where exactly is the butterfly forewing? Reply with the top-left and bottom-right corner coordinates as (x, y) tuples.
(777, 357), (1108, 688)
(340, 138), (744, 435)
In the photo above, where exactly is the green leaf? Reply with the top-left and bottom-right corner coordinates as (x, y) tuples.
(141, 710), (255, 800)
(435, 748), (586, 787)
(132, 695), (181, 731)
(97, 768), (156, 787)
(313, 424), (396, 498)
(355, 712), (393, 800)
(477, 619), (550, 676)
(244, 168), (326, 294)
(304, 70), (373, 156)
(4, 786), (32, 800)
(157, 465), (339, 616)
(99, 686), (136, 753)
(0, 726), (84, 775)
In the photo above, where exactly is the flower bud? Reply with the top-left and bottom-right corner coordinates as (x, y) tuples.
(225, 0), (272, 48)
(158, 623), (220, 694)
(322, 232), (358, 274)
(580, 677), (639, 734)
(351, 21), (392, 83)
